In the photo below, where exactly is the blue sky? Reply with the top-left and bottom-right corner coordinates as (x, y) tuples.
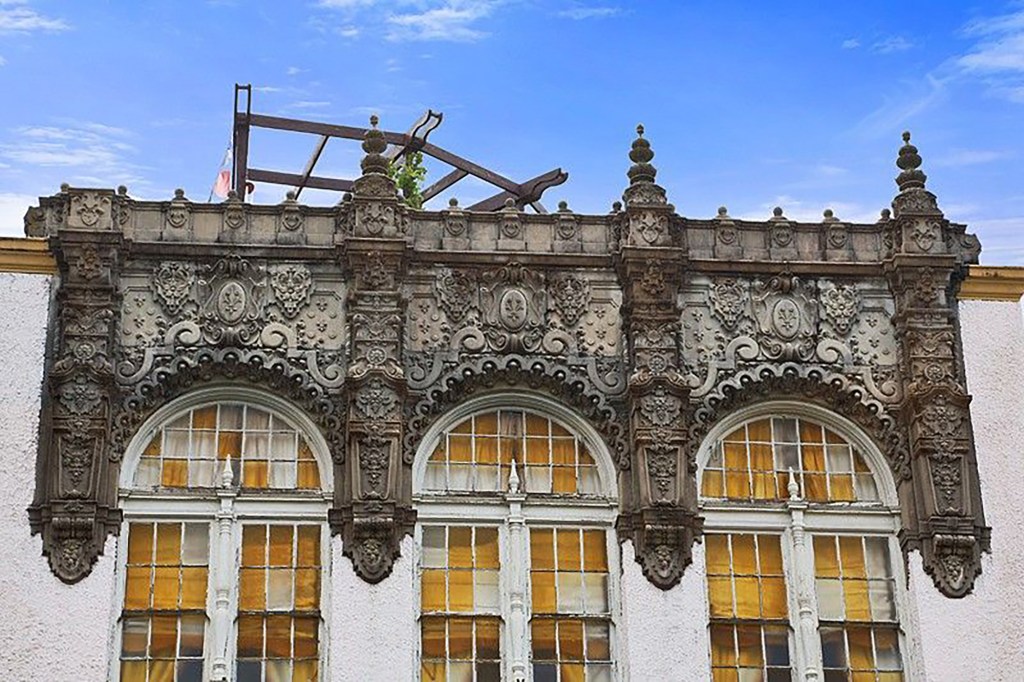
(1, 1), (1022, 263)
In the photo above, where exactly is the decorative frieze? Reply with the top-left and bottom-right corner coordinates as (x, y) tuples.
(23, 125), (987, 598)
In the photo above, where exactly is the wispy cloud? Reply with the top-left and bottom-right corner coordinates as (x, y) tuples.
(253, 85), (284, 93)
(933, 149), (1008, 167)
(852, 73), (948, 138)
(557, 5), (621, 20)
(0, 1), (70, 33)
(386, 2), (497, 42)
(315, 0), (502, 43)
(286, 66), (305, 76)
(955, 8), (1024, 102)
(0, 121), (147, 186)
(872, 35), (913, 53)
(288, 100), (332, 109)
(841, 38), (860, 49)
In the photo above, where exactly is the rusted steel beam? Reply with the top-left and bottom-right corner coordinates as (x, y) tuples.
(248, 169), (354, 193)
(248, 114), (408, 146)
(421, 169), (468, 202)
(294, 135), (330, 199)
(384, 109), (443, 162)
(466, 168), (567, 212)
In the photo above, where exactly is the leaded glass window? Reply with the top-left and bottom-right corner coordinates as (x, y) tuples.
(700, 410), (913, 681)
(416, 405), (619, 682)
(117, 396), (330, 682)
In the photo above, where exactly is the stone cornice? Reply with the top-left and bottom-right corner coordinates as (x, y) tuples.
(2, 234), (1022, 304)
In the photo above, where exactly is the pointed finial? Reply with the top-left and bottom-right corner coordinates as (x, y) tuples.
(361, 114), (388, 174)
(508, 458), (521, 494)
(220, 457), (234, 488)
(787, 467), (800, 500)
(896, 130), (927, 191)
(627, 123), (656, 185)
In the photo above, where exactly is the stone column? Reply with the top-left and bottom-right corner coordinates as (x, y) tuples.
(614, 126), (702, 589)
(884, 132), (989, 597)
(332, 117), (416, 582)
(28, 187), (126, 583)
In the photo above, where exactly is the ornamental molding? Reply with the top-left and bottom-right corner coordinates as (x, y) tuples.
(25, 130), (990, 597)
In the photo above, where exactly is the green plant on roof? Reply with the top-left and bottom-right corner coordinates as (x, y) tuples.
(387, 151), (428, 209)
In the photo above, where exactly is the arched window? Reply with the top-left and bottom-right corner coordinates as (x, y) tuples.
(698, 404), (915, 682)
(115, 389), (332, 682)
(414, 396), (620, 682)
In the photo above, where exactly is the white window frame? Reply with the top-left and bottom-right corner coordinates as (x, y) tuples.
(412, 392), (627, 682)
(697, 400), (924, 682)
(110, 387), (334, 682)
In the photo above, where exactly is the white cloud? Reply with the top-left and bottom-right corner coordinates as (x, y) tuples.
(852, 73), (948, 138)
(933, 149), (1007, 167)
(0, 54), (6, 66)
(386, 2), (497, 42)
(288, 101), (332, 109)
(0, 121), (147, 187)
(841, 38), (860, 49)
(253, 85), (283, 93)
(337, 25), (360, 38)
(557, 6), (620, 20)
(286, 66), (305, 76)
(0, 2), (69, 33)
(954, 9), (1024, 103)
(871, 36), (913, 53)
(318, 0), (377, 7)
(0, 192), (39, 237)
(735, 195), (880, 224)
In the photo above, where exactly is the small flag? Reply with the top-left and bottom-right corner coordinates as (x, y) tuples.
(210, 146), (232, 200)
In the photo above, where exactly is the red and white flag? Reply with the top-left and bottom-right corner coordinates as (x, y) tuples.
(211, 147), (232, 200)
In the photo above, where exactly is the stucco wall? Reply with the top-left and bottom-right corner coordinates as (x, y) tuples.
(905, 299), (1024, 681)
(0, 272), (119, 680)
(620, 539), (710, 680)
(331, 535), (417, 681)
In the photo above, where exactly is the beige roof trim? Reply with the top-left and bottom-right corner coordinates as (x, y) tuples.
(961, 266), (1024, 301)
(0, 238), (1021, 300)
(0, 238), (54, 275)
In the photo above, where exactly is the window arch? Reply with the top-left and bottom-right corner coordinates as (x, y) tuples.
(414, 393), (621, 682)
(697, 402), (916, 682)
(114, 388), (332, 682)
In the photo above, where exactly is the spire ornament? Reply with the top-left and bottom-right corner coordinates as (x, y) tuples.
(622, 124), (669, 209)
(361, 115), (389, 176)
(896, 130), (927, 192)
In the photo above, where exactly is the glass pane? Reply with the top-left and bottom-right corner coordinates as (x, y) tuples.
(532, 620), (557, 659)
(705, 535), (731, 575)
(449, 527), (473, 569)
(179, 614), (205, 657)
(421, 569), (446, 611)
(475, 570), (500, 611)
(557, 573), (584, 612)
(531, 530), (555, 570)
(559, 620), (585, 660)
(586, 622), (611, 661)
(475, 528), (500, 569)
(557, 530), (582, 571)
(181, 524), (209, 565)
(532, 572), (557, 614)
(422, 527), (447, 569)
(816, 578), (844, 620)
(121, 617), (148, 656)
(449, 570), (474, 612)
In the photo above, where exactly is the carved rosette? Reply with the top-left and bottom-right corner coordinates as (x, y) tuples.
(885, 137), (988, 597)
(29, 228), (124, 583)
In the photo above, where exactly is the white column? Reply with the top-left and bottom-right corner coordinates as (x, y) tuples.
(210, 460), (238, 681)
(505, 460), (529, 682)
(786, 470), (821, 682)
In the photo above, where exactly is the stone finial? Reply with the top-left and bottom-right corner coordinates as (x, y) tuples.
(611, 201), (622, 213)
(557, 200), (570, 212)
(822, 208), (838, 223)
(771, 206), (787, 221)
(360, 115), (389, 175)
(896, 130), (927, 192)
(878, 208), (891, 222)
(448, 197), (459, 208)
(627, 123), (657, 185)
(717, 206), (730, 219)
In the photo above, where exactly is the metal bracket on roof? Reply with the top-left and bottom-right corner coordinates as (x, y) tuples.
(231, 83), (566, 211)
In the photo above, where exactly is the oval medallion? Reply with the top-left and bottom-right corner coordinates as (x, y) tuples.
(771, 299), (801, 340)
(217, 281), (247, 323)
(499, 289), (529, 331)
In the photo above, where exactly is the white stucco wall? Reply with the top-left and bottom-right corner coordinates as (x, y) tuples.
(331, 534), (417, 681)
(904, 299), (1024, 682)
(0, 272), (119, 680)
(620, 539), (710, 681)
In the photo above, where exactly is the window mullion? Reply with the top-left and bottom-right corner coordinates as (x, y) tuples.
(209, 481), (238, 680)
(786, 487), (824, 681)
(504, 473), (530, 681)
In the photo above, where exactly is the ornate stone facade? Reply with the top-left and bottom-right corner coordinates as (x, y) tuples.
(25, 124), (987, 597)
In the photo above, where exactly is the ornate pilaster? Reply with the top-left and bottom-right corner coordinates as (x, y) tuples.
(333, 117), (416, 582)
(884, 132), (988, 597)
(615, 126), (701, 589)
(28, 189), (124, 583)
